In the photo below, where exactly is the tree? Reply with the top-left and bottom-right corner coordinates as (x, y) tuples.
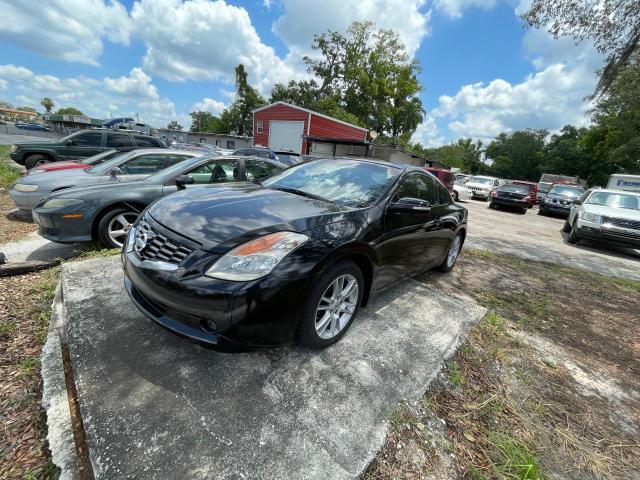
(40, 97), (54, 113)
(219, 64), (266, 136)
(300, 21), (424, 140)
(485, 129), (548, 180)
(166, 120), (183, 131)
(523, 0), (640, 95)
(56, 107), (83, 115)
(416, 138), (484, 172)
(189, 111), (224, 133)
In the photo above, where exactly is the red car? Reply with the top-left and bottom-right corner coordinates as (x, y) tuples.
(24, 149), (122, 176)
(425, 167), (456, 194)
(506, 180), (538, 208)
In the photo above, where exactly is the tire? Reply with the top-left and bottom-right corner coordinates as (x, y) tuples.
(567, 222), (580, 244)
(488, 202), (495, 209)
(453, 191), (459, 202)
(25, 154), (51, 169)
(439, 232), (463, 273)
(485, 196), (490, 202)
(521, 208), (527, 214)
(538, 208), (545, 216)
(296, 260), (364, 349)
(562, 219), (571, 233)
(97, 208), (140, 249)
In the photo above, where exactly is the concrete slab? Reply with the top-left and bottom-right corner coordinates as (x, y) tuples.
(0, 231), (89, 264)
(58, 256), (485, 479)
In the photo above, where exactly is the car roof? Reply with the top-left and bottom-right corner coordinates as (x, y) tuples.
(588, 188), (640, 196)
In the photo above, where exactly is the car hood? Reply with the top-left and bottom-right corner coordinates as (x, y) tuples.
(15, 141), (57, 148)
(583, 204), (640, 221)
(148, 184), (350, 251)
(546, 193), (580, 201)
(466, 182), (493, 189)
(12, 169), (95, 188)
(44, 181), (152, 200)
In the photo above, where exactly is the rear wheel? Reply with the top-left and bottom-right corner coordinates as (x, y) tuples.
(439, 233), (463, 273)
(25, 154), (51, 169)
(562, 219), (572, 233)
(538, 208), (546, 216)
(521, 208), (527, 214)
(97, 208), (139, 248)
(489, 202), (495, 209)
(453, 191), (459, 202)
(297, 260), (363, 349)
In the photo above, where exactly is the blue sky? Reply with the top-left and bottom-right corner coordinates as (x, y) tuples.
(0, 0), (602, 146)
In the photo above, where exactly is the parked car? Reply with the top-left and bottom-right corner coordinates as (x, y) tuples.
(564, 189), (640, 248)
(9, 129), (167, 169)
(465, 175), (504, 200)
(506, 180), (537, 208)
(10, 149), (198, 214)
(26, 149), (127, 175)
(122, 158), (467, 348)
(32, 155), (287, 248)
(425, 167), (455, 194)
(538, 184), (584, 217)
(452, 183), (472, 202)
(102, 117), (134, 128)
(537, 173), (584, 203)
(606, 174), (640, 193)
(455, 173), (470, 184)
(489, 184), (533, 214)
(15, 123), (51, 132)
(233, 147), (301, 166)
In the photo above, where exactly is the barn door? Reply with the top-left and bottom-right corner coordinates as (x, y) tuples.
(268, 120), (304, 154)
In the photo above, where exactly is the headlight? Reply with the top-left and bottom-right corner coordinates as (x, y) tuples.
(28, 169), (45, 175)
(14, 183), (38, 192)
(126, 227), (136, 253)
(580, 212), (598, 222)
(41, 198), (84, 209)
(205, 232), (308, 281)
(11, 144), (17, 153)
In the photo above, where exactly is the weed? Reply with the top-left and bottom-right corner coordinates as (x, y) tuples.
(0, 161), (21, 189)
(446, 360), (465, 386)
(74, 241), (120, 260)
(18, 357), (40, 376)
(0, 320), (18, 336)
(491, 433), (544, 480)
(386, 404), (417, 429)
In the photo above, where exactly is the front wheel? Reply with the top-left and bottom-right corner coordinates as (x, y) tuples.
(567, 222), (580, 244)
(439, 233), (463, 273)
(538, 208), (545, 216)
(453, 191), (459, 202)
(25, 154), (51, 169)
(297, 260), (364, 348)
(97, 208), (139, 248)
(562, 219), (571, 233)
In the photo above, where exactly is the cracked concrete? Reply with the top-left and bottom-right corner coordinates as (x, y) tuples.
(46, 255), (485, 479)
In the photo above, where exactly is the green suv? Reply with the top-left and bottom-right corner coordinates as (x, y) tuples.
(10, 129), (167, 169)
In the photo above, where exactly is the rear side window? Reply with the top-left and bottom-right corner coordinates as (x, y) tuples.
(436, 182), (451, 204)
(106, 133), (132, 148)
(245, 160), (281, 181)
(134, 136), (163, 147)
(119, 154), (165, 174)
(443, 172), (455, 183)
(74, 131), (103, 146)
(395, 174), (436, 204)
(166, 154), (193, 166)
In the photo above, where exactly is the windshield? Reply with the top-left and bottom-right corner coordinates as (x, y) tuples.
(500, 184), (530, 194)
(538, 182), (553, 193)
(586, 192), (640, 210)
(262, 159), (401, 208)
(82, 149), (120, 166)
(274, 154), (299, 166)
(469, 176), (495, 185)
(58, 130), (86, 143)
(87, 150), (137, 174)
(548, 185), (583, 197)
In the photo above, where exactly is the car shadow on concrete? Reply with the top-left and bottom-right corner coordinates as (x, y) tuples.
(559, 230), (640, 261)
(56, 256), (485, 480)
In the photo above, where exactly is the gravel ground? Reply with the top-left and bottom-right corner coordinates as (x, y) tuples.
(463, 199), (640, 281)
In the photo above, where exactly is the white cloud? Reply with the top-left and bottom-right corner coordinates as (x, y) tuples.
(130, 0), (300, 93)
(411, 114), (445, 147)
(0, 64), (177, 128)
(433, 0), (498, 18)
(192, 98), (226, 116)
(272, 0), (430, 58)
(433, 27), (603, 143)
(0, 0), (131, 65)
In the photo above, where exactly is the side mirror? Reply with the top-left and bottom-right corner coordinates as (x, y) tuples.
(175, 174), (195, 190)
(65, 139), (75, 146)
(573, 199), (582, 205)
(109, 167), (123, 177)
(389, 197), (432, 212)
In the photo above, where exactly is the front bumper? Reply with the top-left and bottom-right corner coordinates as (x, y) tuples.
(471, 190), (490, 199)
(540, 201), (572, 216)
(32, 207), (93, 243)
(122, 244), (313, 347)
(455, 189), (472, 201)
(9, 189), (45, 212)
(576, 223), (640, 248)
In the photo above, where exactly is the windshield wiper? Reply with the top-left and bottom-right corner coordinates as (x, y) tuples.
(270, 186), (328, 202)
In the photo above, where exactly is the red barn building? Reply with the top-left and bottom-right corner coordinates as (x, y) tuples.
(252, 102), (368, 154)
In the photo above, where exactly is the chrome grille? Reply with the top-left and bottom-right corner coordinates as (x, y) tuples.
(135, 220), (193, 265)
(602, 217), (640, 231)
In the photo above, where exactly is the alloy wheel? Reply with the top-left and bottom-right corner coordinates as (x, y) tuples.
(446, 235), (462, 268)
(107, 212), (138, 247)
(315, 274), (359, 340)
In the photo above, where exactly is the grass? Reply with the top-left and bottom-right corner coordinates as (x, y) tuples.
(0, 147), (21, 188)
(27, 267), (60, 343)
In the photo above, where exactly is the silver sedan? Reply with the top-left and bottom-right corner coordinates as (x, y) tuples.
(10, 149), (200, 213)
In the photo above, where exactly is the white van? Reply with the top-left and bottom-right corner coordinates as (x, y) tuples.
(607, 174), (640, 193)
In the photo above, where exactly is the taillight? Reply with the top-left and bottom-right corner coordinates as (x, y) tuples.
(523, 196), (531, 202)
(491, 191), (498, 198)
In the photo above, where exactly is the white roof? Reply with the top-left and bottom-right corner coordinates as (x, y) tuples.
(252, 101), (369, 132)
(590, 188), (640, 196)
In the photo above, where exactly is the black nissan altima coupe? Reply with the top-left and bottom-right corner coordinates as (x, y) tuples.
(122, 158), (468, 348)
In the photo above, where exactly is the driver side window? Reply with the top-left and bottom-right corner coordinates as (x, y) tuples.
(119, 154), (165, 174)
(394, 175), (436, 204)
(185, 159), (241, 184)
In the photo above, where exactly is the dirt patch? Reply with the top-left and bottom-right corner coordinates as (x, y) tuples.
(0, 268), (60, 479)
(0, 189), (37, 245)
(365, 250), (640, 480)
